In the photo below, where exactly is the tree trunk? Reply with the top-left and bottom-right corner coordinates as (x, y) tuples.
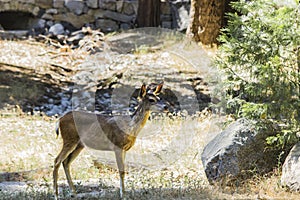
(136, 0), (161, 27)
(187, 0), (229, 45)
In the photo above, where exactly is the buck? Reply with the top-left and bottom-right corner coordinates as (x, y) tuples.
(53, 82), (166, 199)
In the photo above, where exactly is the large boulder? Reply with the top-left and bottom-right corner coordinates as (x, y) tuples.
(281, 142), (300, 191)
(202, 118), (283, 184)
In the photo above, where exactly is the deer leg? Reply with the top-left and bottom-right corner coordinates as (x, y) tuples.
(115, 149), (126, 199)
(53, 143), (78, 200)
(62, 142), (84, 196)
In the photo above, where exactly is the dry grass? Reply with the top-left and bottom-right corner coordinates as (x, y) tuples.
(1, 112), (299, 199)
(0, 36), (299, 199)
(0, 112), (218, 199)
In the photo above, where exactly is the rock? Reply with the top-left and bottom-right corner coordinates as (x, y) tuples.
(170, 0), (190, 31)
(95, 19), (118, 32)
(281, 142), (300, 191)
(99, 0), (116, 11)
(65, 0), (85, 15)
(2, 3), (10, 11)
(89, 9), (105, 19)
(87, 0), (98, 8)
(122, 1), (137, 15)
(46, 8), (58, 15)
(0, 182), (28, 193)
(161, 14), (172, 22)
(35, 0), (53, 9)
(120, 23), (131, 30)
(202, 118), (283, 184)
(46, 20), (54, 27)
(33, 19), (46, 30)
(67, 32), (85, 44)
(161, 2), (171, 15)
(4, 1), (20, 11)
(46, 104), (62, 116)
(162, 21), (172, 29)
(42, 13), (54, 20)
(19, 0), (35, 3)
(104, 10), (134, 23)
(53, 0), (64, 8)
(32, 6), (40, 16)
(116, 0), (123, 12)
(53, 13), (94, 28)
(49, 23), (65, 35)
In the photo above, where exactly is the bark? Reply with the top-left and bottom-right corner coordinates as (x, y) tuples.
(136, 0), (161, 27)
(187, 0), (229, 45)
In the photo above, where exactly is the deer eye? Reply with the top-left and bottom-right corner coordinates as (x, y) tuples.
(148, 98), (156, 103)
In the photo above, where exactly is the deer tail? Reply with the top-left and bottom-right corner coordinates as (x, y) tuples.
(55, 121), (60, 139)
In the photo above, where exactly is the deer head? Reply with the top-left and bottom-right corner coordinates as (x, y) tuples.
(138, 82), (167, 112)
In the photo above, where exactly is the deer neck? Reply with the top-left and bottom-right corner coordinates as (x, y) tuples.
(130, 101), (151, 136)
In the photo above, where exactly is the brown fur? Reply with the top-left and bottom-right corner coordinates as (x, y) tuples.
(53, 83), (163, 199)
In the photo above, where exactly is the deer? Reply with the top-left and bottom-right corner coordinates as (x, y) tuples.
(53, 82), (166, 200)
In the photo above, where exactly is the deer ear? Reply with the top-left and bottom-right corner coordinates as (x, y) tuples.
(139, 83), (147, 99)
(154, 82), (163, 95)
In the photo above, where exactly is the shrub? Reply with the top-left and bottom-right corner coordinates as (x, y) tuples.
(215, 0), (300, 148)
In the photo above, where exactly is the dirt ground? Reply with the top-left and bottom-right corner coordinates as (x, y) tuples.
(0, 30), (300, 199)
(0, 29), (213, 115)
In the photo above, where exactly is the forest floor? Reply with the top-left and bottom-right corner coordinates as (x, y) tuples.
(0, 30), (299, 199)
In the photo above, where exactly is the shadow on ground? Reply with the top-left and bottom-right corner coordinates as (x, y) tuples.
(107, 28), (184, 54)
(0, 64), (69, 113)
(0, 180), (220, 200)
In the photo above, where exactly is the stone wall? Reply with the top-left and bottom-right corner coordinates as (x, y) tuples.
(0, 0), (190, 34)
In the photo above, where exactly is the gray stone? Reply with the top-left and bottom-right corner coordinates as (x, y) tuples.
(65, 0), (85, 15)
(20, 3), (37, 15)
(0, 0), (155, 33)
(281, 142), (300, 191)
(34, 19), (46, 29)
(32, 6), (40, 16)
(100, 0), (116, 3)
(161, 14), (172, 21)
(95, 19), (118, 32)
(53, 0), (64, 8)
(49, 23), (65, 35)
(161, 2), (171, 15)
(89, 9), (105, 19)
(82, 4), (89, 14)
(31, 19), (46, 34)
(99, 0), (115, 11)
(7, 1), (21, 11)
(1, 3), (10, 11)
(67, 32), (85, 43)
(46, 21), (54, 27)
(116, 0), (123, 12)
(104, 10), (134, 23)
(41, 13), (54, 20)
(35, 0), (53, 9)
(120, 23), (131, 30)
(202, 118), (282, 184)
(53, 12), (94, 28)
(86, 0), (98, 8)
(0, 0), (10, 3)
(19, 0), (35, 3)
(46, 8), (58, 15)
(122, 1), (137, 15)
(170, 0), (190, 31)
(161, 21), (171, 29)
